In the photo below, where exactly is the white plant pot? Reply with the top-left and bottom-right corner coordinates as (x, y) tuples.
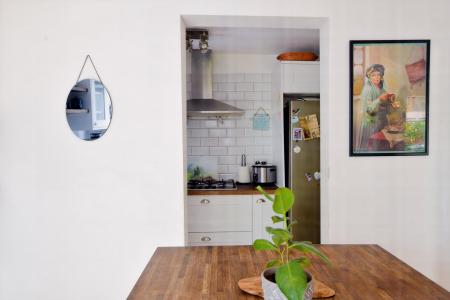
(261, 268), (313, 300)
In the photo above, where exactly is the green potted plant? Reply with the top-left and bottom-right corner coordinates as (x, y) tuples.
(253, 186), (330, 300)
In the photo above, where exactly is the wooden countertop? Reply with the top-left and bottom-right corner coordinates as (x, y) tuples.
(128, 245), (450, 299)
(187, 184), (278, 196)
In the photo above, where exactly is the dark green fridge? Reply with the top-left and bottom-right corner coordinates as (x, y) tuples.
(284, 98), (321, 243)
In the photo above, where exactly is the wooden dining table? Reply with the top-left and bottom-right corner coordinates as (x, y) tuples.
(128, 245), (450, 299)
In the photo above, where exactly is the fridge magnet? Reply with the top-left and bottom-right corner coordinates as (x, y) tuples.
(304, 172), (313, 182)
(291, 115), (299, 124)
(293, 145), (301, 154)
(253, 107), (270, 130)
(292, 127), (304, 141)
(299, 117), (313, 140)
(350, 40), (430, 156)
(307, 114), (320, 138)
(313, 171), (321, 181)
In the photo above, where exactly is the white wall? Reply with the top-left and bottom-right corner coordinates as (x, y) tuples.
(0, 1), (449, 300)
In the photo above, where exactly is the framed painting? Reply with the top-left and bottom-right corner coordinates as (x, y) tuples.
(350, 40), (430, 156)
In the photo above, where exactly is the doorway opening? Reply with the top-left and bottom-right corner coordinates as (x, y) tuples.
(180, 15), (330, 245)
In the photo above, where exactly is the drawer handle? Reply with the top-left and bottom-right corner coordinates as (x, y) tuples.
(201, 236), (211, 242)
(256, 198), (266, 204)
(200, 199), (210, 204)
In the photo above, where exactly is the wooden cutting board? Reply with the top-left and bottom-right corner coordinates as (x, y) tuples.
(238, 276), (335, 298)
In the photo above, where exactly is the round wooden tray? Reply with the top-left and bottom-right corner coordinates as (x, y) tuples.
(238, 276), (335, 298)
(276, 52), (318, 61)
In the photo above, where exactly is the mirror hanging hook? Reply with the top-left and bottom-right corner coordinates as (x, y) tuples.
(75, 54), (104, 85)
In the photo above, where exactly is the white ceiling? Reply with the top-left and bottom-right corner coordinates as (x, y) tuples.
(193, 27), (320, 55)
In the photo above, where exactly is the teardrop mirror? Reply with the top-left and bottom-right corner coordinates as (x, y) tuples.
(66, 79), (113, 141)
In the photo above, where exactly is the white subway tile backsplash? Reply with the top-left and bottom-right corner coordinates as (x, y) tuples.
(227, 165), (239, 174)
(220, 119), (236, 128)
(236, 137), (254, 146)
(262, 73), (271, 83)
(227, 73), (245, 82)
(236, 101), (254, 110)
(254, 155), (271, 163)
(263, 146), (273, 155)
(245, 91), (262, 101)
(189, 129), (209, 137)
(191, 147), (209, 155)
(219, 156), (237, 165)
(228, 146), (245, 155)
(245, 73), (263, 82)
(253, 101), (272, 110)
(262, 91), (272, 101)
(212, 91), (228, 101)
(227, 92), (244, 101)
(188, 138), (201, 146)
(254, 137), (272, 146)
(202, 120), (218, 128)
(227, 129), (245, 137)
(201, 138), (218, 146)
(209, 129), (227, 137)
(217, 165), (229, 173)
(187, 119), (201, 128)
(254, 83), (271, 92)
(236, 119), (252, 128)
(219, 137), (236, 146)
(213, 74), (228, 83)
(218, 83), (235, 91)
(210, 147), (228, 156)
(236, 82), (253, 92)
(245, 128), (262, 137)
(186, 72), (273, 181)
(246, 146), (264, 155)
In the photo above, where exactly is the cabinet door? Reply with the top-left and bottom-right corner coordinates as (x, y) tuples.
(252, 195), (283, 241)
(282, 62), (320, 94)
(187, 195), (252, 232)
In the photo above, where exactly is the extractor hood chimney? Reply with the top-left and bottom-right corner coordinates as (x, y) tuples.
(187, 47), (244, 117)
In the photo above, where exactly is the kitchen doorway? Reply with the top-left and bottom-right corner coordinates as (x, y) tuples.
(180, 15), (330, 245)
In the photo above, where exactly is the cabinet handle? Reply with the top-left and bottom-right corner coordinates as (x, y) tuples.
(200, 199), (210, 204)
(256, 198), (266, 204)
(201, 236), (211, 242)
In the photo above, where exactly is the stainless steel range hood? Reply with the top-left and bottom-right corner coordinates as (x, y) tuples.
(187, 49), (244, 117)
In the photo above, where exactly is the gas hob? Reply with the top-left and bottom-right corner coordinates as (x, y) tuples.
(187, 179), (237, 190)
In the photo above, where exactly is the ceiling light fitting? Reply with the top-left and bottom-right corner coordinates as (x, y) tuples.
(186, 29), (209, 52)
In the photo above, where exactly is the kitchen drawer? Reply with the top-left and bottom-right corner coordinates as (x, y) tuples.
(188, 232), (252, 246)
(187, 195), (252, 232)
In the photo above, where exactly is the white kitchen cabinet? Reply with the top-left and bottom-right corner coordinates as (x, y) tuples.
(187, 192), (283, 246)
(187, 195), (253, 246)
(281, 61), (320, 94)
(252, 194), (283, 241)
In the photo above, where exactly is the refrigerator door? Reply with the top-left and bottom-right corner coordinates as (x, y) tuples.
(286, 100), (320, 243)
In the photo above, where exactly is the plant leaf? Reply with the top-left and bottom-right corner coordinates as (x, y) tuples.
(275, 260), (307, 300)
(271, 216), (284, 223)
(265, 227), (292, 241)
(253, 239), (277, 251)
(291, 242), (331, 266)
(256, 185), (275, 202)
(293, 257), (311, 268)
(266, 259), (282, 268)
(272, 235), (284, 247)
(273, 188), (294, 214)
